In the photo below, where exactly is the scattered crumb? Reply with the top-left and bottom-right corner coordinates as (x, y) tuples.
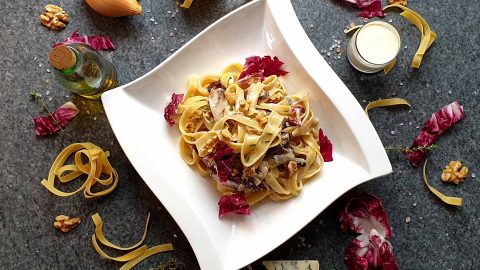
(170, 48), (175, 52)
(46, 90), (50, 95)
(413, 203), (417, 207)
(448, 90), (452, 95)
(390, 130), (395, 135)
(173, 233), (177, 238)
(408, 121), (412, 125)
(416, 126), (420, 129)
(150, 18), (155, 22)
(46, 69), (51, 73)
(408, 192), (412, 196)
(471, 173), (476, 178)
(399, 82), (404, 86)
(309, 23), (314, 28)
(39, 63), (43, 68)
(405, 216), (411, 223)
(388, 19), (393, 23)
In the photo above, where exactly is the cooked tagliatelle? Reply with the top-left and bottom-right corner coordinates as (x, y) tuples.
(169, 57), (330, 217)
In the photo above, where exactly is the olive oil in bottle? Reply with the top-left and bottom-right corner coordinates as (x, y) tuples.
(49, 44), (118, 100)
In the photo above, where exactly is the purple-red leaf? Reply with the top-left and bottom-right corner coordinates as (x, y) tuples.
(164, 93), (184, 127)
(344, 229), (398, 270)
(341, 193), (397, 270)
(218, 192), (251, 218)
(339, 192), (392, 238)
(213, 143), (235, 183)
(53, 30), (116, 51)
(405, 101), (464, 167)
(33, 101), (79, 136)
(340, 0), (385, 19)
(318, 128), (333, 162)
(239, 56), (288, 80)
(358, 0), (385, 18)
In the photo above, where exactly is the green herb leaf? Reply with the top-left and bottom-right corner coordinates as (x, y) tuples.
(249, 144), (257, 147)
(30, 90), (42, 100)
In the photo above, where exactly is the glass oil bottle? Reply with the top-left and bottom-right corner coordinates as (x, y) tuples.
(49, 44), (118, 100)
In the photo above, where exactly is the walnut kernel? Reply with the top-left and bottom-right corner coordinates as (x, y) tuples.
(40, 5), (69, 30)
(268, 92), (284, 103)
(54, 215), (80, 233)
(441, 161), (468, 185)
(243, 166), (256, 178)
(255, 111), (268, 127)
(204, 135), (218, 154)
(185, 121), (195, 133)
(239, 100), (250, 113)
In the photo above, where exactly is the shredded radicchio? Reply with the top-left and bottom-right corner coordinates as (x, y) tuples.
(212, 143), (235, 183)
(164, 93), (184, 127)
(218, 192), (251, 218)
(341, 0), (385, 18)
(53, 30), (116, 51)
(340, 192), (397, 270)
(239, 56), (288, 80)
(318, 128), (333, 162)
(33, 101), (79, 136)
(405, 101), (464, 167)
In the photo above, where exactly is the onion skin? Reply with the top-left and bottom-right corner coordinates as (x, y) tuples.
(85, 0), (142, 17)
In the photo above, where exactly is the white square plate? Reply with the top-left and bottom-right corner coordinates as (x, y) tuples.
(102, 0), (392, 269)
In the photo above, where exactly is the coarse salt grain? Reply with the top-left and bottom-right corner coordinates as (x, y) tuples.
(150, 18), (155, 22)
(46, 90), (50, 95)
(472, 173), (476, 178)
(93, 117), (97, 121)
(413, 203), (417, 207)
(39, 63), (43, 68)
(399, 82), (404, 86)
(390, 130), (395, 135)
(405, 217), (411, 223)
(46, 69), (51, 73)
(86, 110), (90, 114)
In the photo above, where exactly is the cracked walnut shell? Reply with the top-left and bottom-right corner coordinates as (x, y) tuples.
(40, 5), (69, 30)
(441, 161), (468, 185)
(54, 215), (80, 233)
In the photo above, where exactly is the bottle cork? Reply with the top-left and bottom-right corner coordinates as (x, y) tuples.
(49, 45), (77, 70)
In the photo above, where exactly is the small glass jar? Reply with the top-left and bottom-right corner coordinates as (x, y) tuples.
(49, 44), (118, 100)
(347, 21), (401, 73)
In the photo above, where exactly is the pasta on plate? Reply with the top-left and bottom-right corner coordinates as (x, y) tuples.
(165, 56), (332, 217)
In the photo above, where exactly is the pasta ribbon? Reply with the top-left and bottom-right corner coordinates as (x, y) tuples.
(384, 4), (436, 68)
(41, 143), (118, 198)
(176, 64), (326, 208)
(422, 159), (463, 206)
(180, 0), (193, 8)
(365, 98), (411, 116)
(91, 213), (174, 268)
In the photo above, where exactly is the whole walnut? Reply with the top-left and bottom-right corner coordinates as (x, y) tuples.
(40, 5), (69, 30)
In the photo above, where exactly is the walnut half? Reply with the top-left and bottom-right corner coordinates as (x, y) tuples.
(54, 215), (80, 233)
(40, 5), (69, 30)
(441, 161), (468, 185)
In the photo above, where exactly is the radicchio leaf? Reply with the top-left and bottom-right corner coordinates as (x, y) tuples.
(341, 193), (397, 270)
(405, 101), (464, 167)
(33, 101), (79, 136)
(340, 0), (385, 19)
(213, 143), (235, 183)
(239, 56), (288, 80)
(164, 93), (184, 127)
(53, 30), (116, 51)
(339, 192), (392, 238)
(318, 128), (333, 162)
(344, 229), (398, 270)
(358, 0), (385, 18)
(218, 192), (251, 218)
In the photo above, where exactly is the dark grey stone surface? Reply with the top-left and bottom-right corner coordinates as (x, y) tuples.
(1, 0), (479, 269)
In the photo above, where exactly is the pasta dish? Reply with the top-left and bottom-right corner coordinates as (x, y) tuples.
(164, 56), (332, 217)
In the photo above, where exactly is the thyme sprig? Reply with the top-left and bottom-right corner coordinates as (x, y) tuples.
(385, 144), (438, 153)
(149, 258), (185, 270)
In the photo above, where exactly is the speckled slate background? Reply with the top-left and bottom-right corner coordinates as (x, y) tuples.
(1, 0), (479, 269)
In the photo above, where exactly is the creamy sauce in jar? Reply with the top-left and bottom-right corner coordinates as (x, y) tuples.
(347, 21), (401, 73)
